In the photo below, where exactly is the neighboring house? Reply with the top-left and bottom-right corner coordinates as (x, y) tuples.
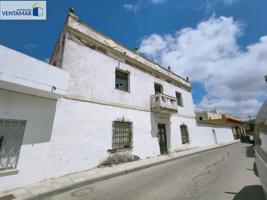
(0, 45), (69, 190)
(196, 109), (222, 121)
(196, 111), (246, 140)
(0, 10), (235, 191)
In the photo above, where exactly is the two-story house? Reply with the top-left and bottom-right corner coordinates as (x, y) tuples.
(45, 11), (203, 178)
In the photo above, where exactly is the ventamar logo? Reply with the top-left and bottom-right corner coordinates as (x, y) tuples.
(0, 1), (46, 20)
(32, 2), (43, 17)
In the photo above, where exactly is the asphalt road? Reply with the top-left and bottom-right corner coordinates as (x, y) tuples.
(47, 143), (265, 200)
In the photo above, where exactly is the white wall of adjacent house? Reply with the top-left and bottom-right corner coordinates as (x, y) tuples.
(0, 45), (69, 99)
(169, 116), (235, 151)
(0, 45), (69, 191)
(196, 123), (235, 146)
(0, 89), (57, 191)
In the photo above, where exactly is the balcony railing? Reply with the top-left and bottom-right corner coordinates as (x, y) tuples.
(151, 94), (178, 114)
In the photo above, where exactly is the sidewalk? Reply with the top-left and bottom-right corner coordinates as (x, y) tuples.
(0, 141), (238, 200)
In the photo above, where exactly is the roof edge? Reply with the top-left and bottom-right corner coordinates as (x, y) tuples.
(65, 12), (192, 91)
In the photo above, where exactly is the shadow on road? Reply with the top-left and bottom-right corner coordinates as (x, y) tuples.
(227, 185), (265, 200)
(245, 145), (255, 158)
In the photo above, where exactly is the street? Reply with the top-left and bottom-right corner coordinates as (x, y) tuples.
(45, 143), (265, 200)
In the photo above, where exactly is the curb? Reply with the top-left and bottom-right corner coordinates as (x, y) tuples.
(13, 142), (239, 200)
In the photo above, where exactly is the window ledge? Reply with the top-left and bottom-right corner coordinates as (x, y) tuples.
(0, 169), (19, 177)
(107, 148), (132, 153)
(115, 87), (130, 93)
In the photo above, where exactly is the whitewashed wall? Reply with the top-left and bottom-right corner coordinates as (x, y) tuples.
(196, 123), (235, 146)
(45, 98), (159, 178)
(169, 115), (199, 151)
(0, 45), (69, 99)
(0, 89), (57, 191)
(46, 96), (235, 180)
(169, 116), (235, 152)
(61, 38), (195, 117)
(0, 45), (69, 191)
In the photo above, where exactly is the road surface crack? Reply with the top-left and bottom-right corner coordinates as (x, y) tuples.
(191, 170), (210, 181)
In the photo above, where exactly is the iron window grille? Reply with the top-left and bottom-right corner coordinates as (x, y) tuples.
(180, 124), (190, 144)
(112, 121), (133, 151)
(0, 119), (26, 171)
(115, 69), (129, 92)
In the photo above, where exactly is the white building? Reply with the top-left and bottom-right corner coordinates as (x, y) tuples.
(44, 12), (235, 178)
(196, 109), (223, 121)
(0, 11), (235, 191)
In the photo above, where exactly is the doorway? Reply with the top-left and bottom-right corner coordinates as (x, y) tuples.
(158, 124), (168, 154)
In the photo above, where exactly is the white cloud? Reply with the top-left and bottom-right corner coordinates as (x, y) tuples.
(149, 0), (167, 4)
(139, 16), (267, 118)
(223, 0), (239, 5)
(198, 0), (239, 14)
(123, 3), (141, 13)
(123, 0), (167, 13)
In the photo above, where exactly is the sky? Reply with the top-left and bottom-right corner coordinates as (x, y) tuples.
(0, 0), (267, 119)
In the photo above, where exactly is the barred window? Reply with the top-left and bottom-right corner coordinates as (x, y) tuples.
(180, 124), (190, 144)
(112, 121), (132, 150)
(0, 119), (26, 170)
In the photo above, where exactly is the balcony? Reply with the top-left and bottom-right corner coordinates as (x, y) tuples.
(151, 94), (178, 114)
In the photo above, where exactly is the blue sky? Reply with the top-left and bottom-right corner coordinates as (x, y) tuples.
(1, 0), (267, 118)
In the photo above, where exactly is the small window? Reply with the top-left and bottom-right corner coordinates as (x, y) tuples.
(115, 69), (129, 92)
(154, 83), (163, 94)
(180, 124), (190, 144)
(176, 92), (183, 106)
(199, 117), (203, 121)
(112, 121), (132, 150)
(0, 119), (26, 170)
